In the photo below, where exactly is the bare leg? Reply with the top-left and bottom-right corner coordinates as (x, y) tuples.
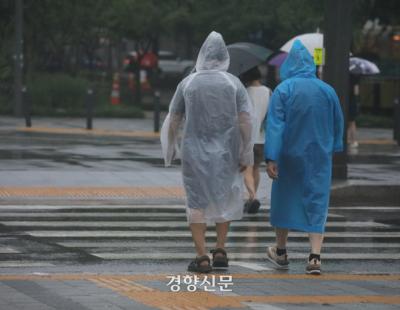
(348, 121), (356, 144)
(190, 223), (207, 257)
(243, 166), (255, 200)
(216, 222), (230, 249)
(276, 228), (289, 249)
(309, 233), (324, 255)
(253, 165), (260, 195)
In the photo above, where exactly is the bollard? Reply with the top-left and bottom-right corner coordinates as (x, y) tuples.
(22, 86), (31, 128)
(394, 98), (400, 146)
(154, 91), (160, 133)
(86, 88), (94, 130)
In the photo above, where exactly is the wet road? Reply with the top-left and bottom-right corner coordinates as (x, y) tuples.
(0, 129), (399, 275)
(0, 131), (165, 171)
(0, 203), (400, 274)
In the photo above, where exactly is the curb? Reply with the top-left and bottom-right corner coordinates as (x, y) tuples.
(15, 127), (160, 139)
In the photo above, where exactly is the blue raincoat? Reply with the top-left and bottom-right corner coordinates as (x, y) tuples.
(265, 40), (344, 233)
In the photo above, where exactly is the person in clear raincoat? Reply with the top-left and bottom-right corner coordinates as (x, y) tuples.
(161, 31), (254, 273)
(264, 40), (344, 275)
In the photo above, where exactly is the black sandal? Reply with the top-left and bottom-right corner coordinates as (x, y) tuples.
(210, 248), (229, 268)
(187, 255), (212, 273)
(248, 199), (261, 214)
(244, 199), (252, 213)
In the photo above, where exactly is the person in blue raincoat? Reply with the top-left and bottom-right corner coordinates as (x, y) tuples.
(264, 40), (344, 275)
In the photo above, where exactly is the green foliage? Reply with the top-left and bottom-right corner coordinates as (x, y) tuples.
(187, 0), (324, 49)
(27, 73), (89, 113)
(1, 0), (399, 118)
(18, 73), (144, 117)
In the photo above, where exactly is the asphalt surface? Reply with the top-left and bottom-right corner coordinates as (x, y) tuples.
(0, 118), (399, 309)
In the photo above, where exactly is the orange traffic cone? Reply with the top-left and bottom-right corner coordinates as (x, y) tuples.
(110, 73), (120, 105)
(140, 70), (151, 92)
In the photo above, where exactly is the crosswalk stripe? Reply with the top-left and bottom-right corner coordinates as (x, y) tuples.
(0, 261), (55, 267)
(26, 230), (400, 238)
(329, 206), (400, 210)
(1, 210), (344, 219)
(0, 246), (20, 254)
(1, 203), (398, 265)
(0, 204), (398, 211)
(91, 252), (400, 260)
(1, 221), (387, 228)
(0, 205), (187, 210)
(55, 241), (400, 249)
(229, 262), (273, 271)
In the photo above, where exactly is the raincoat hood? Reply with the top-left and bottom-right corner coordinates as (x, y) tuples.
(196, 31), (230, 72)
(280, 40), (316, 81)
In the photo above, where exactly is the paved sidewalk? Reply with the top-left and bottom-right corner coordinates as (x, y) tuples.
(0, 273), (399, 310)
(0, 116), (163, 138)
(0, 116), (398, 203)
(0, 116), (397, 143)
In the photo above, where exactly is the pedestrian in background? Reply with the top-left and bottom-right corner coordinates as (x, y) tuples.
(161, 31), (254, 273)
(240, 66), (271, 214)
(265, 40), (344, 275)
(348, 74), (360, 148)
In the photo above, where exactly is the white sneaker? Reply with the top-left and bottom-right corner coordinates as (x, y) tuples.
(306, 258), (321, 275)
(349, 141), (359, 148)
(266, 246), (289, 269)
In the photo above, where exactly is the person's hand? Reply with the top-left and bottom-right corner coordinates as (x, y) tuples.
(266, 161), (279, 179)
(239, 164), (247, 173)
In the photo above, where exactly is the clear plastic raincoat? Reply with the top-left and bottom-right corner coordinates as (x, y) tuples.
(161, 31), (254, 224)
(265, 40), (344, 233)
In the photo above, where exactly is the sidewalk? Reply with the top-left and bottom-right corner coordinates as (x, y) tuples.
(0, 116), (399, 203)
(0, 115), (164, 138)
(1, 273), (399, 310)
(0, 116), (397, 143)
(0, 116), (399, 309)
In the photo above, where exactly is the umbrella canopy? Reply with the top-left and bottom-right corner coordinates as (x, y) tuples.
(349, 57), (380, 75)
(281, 33), (323, 56)
(227, 42), (273, 75)
(268, 52), (288, 67)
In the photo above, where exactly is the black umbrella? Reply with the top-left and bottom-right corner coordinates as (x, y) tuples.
(227, 42), (273, 76)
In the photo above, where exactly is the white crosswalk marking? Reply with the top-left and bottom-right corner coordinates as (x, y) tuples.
(0, 204), (399, 268)
(0, 221), (388, 228)
(25, 231), (400, 238)
(91, 253), (400, 260)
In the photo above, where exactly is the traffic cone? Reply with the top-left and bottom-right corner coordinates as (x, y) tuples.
(110, 73), (120, 105)
(141, 70), (151, 92)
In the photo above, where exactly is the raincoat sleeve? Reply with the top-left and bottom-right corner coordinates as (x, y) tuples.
(332, 91), (344, 152)
(264, 87), (286, 161)
(236, 83), (254, 166)
(160, 82), (185, 167)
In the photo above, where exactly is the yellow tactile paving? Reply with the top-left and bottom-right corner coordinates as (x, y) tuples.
(0, 273), (399, 309)
(0, 186), (185, 199)
(17, 127), (160, 138)
(235, 295), (400, 305)
(15, 127), (398, 145)
(358, 139), (397, 145)
(0, 273), (399, 282)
